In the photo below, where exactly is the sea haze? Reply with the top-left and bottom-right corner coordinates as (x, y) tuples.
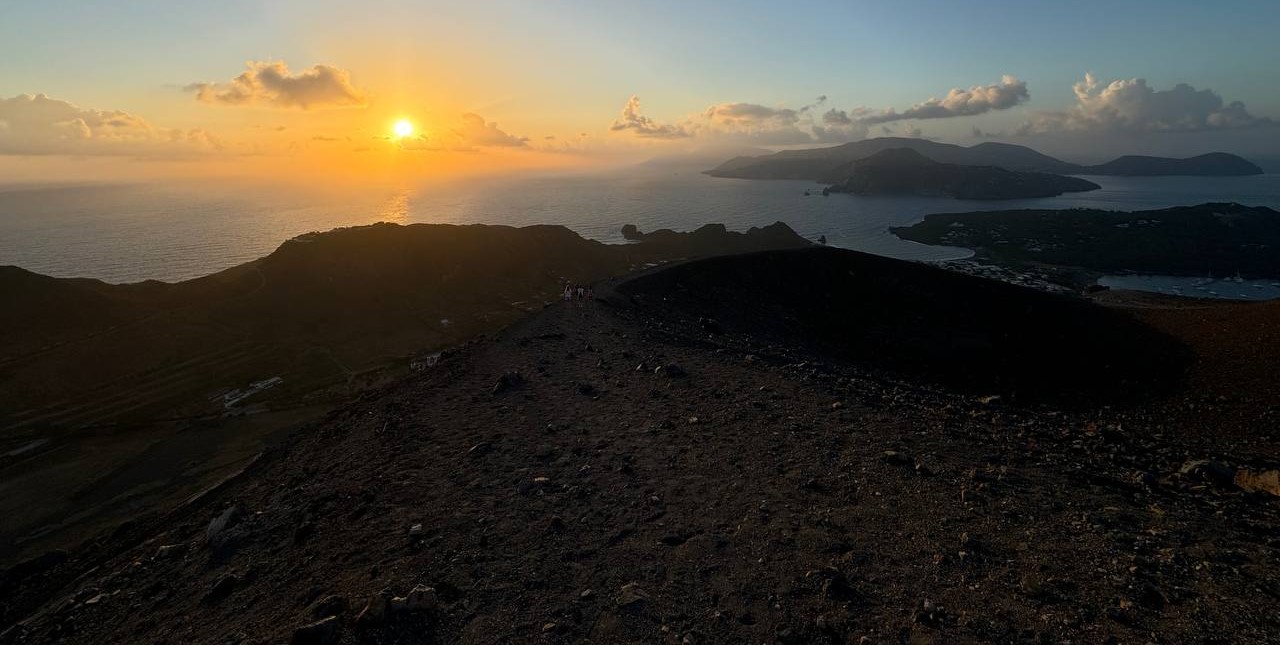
(2, 170), (1279, 285)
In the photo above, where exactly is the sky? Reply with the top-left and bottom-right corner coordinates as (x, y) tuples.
(2, 0), (1278, 183)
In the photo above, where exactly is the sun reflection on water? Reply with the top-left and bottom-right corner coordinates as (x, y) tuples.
(377, 188), (411, 223)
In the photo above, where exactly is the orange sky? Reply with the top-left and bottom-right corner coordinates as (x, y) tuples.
(3, 2), (1277, 185)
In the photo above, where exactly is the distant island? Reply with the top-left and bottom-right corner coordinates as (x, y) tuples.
(824, 148), (1100, 200)
(1081, 153), (1266, 176)
(893, 202), (1280, 282)
(705, 137), (1264, 180)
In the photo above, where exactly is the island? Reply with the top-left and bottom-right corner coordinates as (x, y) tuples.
(892, 202), (1280, 281)
(823, 148), (1100, 200)
(705, 137), (1265, 181)
(1081, 153), (1266, 176)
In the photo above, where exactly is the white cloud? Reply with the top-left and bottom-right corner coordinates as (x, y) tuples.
(609, 96), (838, 145)
(611, 77), (1028, 147)
(1019, 73), (1272, 134)
(186, 61), (368, 109)
(704, 102), (799, 126)
(701, 102), (815, 144)
(453, 113), (527, 147)
(0, 93), (218, 156)
(391, 112), (529, 151)
(860, 75), (1029, 124)
(609, 96), (691, 139)
(810, 107), (872, 142)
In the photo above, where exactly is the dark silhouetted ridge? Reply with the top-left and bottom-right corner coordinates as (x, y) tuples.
(619, 246), (1188, 406)
(824, 148), (1100, 200)
(704, 137), (1264, 180)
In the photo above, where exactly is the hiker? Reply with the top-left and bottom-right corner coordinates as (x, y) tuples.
(563, 283), (573, 302)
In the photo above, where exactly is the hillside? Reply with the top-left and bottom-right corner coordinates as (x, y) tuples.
(2, 247), (1275, 644)
(0, 222), (809, 429)
(0, 222), (810, 566)
(704, 138), (1263, 181)
(824, 148), (1100, 200)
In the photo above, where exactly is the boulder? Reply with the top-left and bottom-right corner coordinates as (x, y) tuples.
(621, 224), (644, 241)
(356, 591), (392, 625)
(387, 585), (439, 614)
(206, 506), (242, 547)
(1234, 469), (1280, 497)
(616, 582), (648, 612)
(402, 585), (438, 612)
(1178, 460), (1235, 488)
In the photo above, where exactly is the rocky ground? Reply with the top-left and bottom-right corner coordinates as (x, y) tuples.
(0, 221), (810, 568)
(2, 248), (1277, 644)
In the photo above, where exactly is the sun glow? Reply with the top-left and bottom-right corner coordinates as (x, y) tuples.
(393, 119), (414, 138)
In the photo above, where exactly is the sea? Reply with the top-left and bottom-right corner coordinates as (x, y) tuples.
(3, 168), (1280, 299)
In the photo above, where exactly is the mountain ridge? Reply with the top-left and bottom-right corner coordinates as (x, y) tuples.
(704, 137), (1264, 180)
(0, 221), (812, 567)
(5, 246), (1278, 644)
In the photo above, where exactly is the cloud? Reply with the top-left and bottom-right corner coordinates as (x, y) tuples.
(704, 102), (798, 126)
(1019, 73), (1272, 135)
(701, 101), (816, 144)
(453, 113), (527, 147)
(609, 95), (851, 145)
(822, 109), (853, 126)
(610, 96), (691, 139)
(186, 61), (367, 109)
(390, 112), (529, 151)
(860, 75), (1029, 124)
(0, 93), (219, 155)
(610, 95), (815, 144)
(798, 96), (828, 114)
(611, 77), (1027, 147)
(810, 107), (873, 142)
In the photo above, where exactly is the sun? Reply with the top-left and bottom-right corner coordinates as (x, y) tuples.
(393, 119), (414, 138)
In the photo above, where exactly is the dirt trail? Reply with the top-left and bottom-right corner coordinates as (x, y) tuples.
(2, 253), (1277, 644)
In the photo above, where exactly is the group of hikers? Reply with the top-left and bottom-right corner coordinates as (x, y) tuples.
(562, 282), (594, 303)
